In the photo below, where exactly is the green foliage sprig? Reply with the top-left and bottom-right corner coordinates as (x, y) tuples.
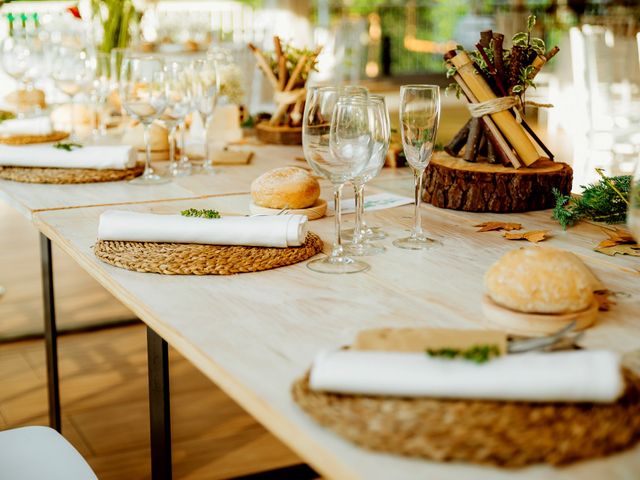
(553, 169), (631, 229)
(53, 142), (83, 151)
(426, 344), (501, 364)
(180, 208), (221, 219)
(0, 111), (15, 123)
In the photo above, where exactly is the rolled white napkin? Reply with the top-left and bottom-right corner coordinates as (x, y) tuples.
(98, 210), (308, 248)
(309, 349), (624, 403)
(0, 144), (137, 170)
(0, 116), (53, 136)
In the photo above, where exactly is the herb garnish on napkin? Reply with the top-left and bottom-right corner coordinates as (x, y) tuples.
(180, 208), (221, 219)
(426, 344), (501, 364)
(53, 142), (83, 152)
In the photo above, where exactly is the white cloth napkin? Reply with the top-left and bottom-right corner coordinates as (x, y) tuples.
(0, 144), (137, 170)
(309, 349), (624, 403)
(0, 117), (53, 136)
(98, 210), (309, 248)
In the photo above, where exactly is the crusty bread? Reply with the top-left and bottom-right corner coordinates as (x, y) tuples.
(5, 89), (46, 109)
(251, 167), (320, 209)
(484, 247), (596, 314)
(122, 120), (169, 152)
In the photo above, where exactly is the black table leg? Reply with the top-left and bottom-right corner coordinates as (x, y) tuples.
(40, 233), (61, 432)
(147, 326), (172, 480)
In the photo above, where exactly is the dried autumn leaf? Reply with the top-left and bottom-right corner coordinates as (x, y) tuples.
(595, 244), (640, 257)
(597, 227), (635, 248)
(475, 222), (522, 232)
(503, 230), (549, 243)
(593, 289), (615, 312)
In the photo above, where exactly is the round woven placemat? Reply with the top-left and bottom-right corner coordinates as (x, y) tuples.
(0, 131), (69, 145)
(0, 164), (144, 184)
(94, 232), (323, 275)
(292, 370), (640, 468)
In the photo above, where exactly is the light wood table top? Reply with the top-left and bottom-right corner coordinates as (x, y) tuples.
(32, 190), (640, 480)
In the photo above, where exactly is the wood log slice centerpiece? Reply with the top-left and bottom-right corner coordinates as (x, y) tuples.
(424, 152), (572, 212)
(427, 17), (570, 213)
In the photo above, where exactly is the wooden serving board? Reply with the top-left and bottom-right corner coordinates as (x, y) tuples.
(423, 152), (572, 212)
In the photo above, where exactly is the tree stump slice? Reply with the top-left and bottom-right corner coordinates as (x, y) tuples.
(423, 152), (573, 213)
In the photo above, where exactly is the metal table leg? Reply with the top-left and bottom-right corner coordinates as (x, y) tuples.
(40, 233), (61, 432)
(147, 326), (172, 480)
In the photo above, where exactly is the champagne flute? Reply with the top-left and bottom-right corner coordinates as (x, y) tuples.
(163, 60), (192, 177)
(628, 158), (640, 241)
(303, 87), (372, 274)
(120, 54), (169, 185)
(344, 95), (391, 256)
(52, 46), (96, 141)
(190, 57), (219, 174)
(393, 85), (441, 250)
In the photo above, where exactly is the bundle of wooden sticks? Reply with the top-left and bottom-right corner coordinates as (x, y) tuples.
(248, 37), (321, 128)
(443, 27), (559, 169)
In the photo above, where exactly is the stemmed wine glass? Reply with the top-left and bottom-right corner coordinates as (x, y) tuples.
(90, 51), (111, 139)
(51, 46), (96, 141)
(163, 60), (192, 177)
(303, 87), (372, 274)
(120, 54), (169, 185)
(393, 85), (441, 250)
(190, 57), (219, 174)
(628, 158), (640, 241)
(1, 32), (32, 117)
(344, 95), (391, 256)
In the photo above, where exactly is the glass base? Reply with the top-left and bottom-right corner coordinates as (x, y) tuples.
(192, 163), (221, 175)
(130, 172), (171, 185)
(169, 163), (192, 177)
(342, 226), (387, 241)
(344, 242), (386, 256)
(307, 255), (369, 274)
(393, 234), (442, 250)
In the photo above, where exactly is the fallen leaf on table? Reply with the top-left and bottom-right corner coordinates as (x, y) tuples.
(503, 230), (549, 243)
(594, 289), (615, 311)
(595, 227), (640, 256)
(475, 222), (522, 232)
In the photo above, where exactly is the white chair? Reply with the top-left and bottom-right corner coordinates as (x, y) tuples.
(0, 426), (97, 480)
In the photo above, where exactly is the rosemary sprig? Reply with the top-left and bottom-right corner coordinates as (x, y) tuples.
(180, 208), (221, 219)
(426, 344), (501, 364)
(0, 111), (15, 123)
(53, 142), (83, 151)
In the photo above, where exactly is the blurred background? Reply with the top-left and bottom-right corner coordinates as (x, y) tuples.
(0, 0), (639, 186)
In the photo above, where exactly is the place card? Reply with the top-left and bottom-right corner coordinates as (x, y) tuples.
(327, 192), (413, 216)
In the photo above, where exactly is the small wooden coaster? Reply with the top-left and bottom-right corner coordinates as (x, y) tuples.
(292, 370), (640, 467)
(249, 199), (327, 220)
(0, 164), (144, 184)
(0, 131), (69, 145)
(94, 233), (323, 275)
(482, 295), (598, 337)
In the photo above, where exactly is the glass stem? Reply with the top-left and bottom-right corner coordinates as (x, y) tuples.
(168, 124), (176, 171)
(179, 120), (188, 164)
(353, 181), (365, 244)
(70, 95), (76, 141)
(143, 123), (153, 176)
(332, 183), (344, 258)
(413, 167), (425, 237)
(203, 114), (212, 169)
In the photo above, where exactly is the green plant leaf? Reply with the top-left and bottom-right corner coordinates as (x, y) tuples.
(531, 37), (546, 55)
(527, 14), (536, 32)
(512, 32), (528, 47)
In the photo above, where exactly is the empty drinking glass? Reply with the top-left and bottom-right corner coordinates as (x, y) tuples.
(190, 57), (219, 174)
(163, 60), (192, 177)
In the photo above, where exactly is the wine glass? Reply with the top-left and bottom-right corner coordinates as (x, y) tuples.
(163, 60), (192, 177)
(120, 54), (169, 185)
(628, 158), (640, 241)
(1, 33), (32, 117)
(393, 85), (441, 250)
(303, 87), (372, 274)
(90, 51), (111, 139)
(190, 57), (219, 174)
(344, 95), (391, 256)
(51, 46), (96, 141)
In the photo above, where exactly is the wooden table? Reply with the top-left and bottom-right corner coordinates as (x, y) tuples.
(30, 190), (640, 480)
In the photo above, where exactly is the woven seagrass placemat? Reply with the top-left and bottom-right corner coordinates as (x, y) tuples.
(94, 232), (323, 275)
(0, 164), (144, 184)
(0, 131), (69, 145)
(292, 370), (640, 467)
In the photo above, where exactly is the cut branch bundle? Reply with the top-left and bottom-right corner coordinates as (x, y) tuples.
(248, 37), (321, 128)
(444, 27), (559, 169)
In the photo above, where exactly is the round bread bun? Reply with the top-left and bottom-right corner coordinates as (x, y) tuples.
(122, 120), (169, 152)
(5, 89), (46, 109)
(251, 167), (320, 209)
(484, 247), (596, 314)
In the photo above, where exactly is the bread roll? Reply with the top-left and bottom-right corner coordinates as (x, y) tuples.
(251, 167), (320, 209)
(5, 89), (46, 109)
(51, 104), (93, 126)
(121, 120), (169, 152)
(484, 247), (596, 314)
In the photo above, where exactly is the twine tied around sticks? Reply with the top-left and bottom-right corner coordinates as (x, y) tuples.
(467, 96), (553, 123)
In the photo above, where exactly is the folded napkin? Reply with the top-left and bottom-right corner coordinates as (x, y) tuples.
(0, 144), (137, 170)
(309, 349), (624, 403)
(0, 116), (53, 136)
(98, 210), (308, 248)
